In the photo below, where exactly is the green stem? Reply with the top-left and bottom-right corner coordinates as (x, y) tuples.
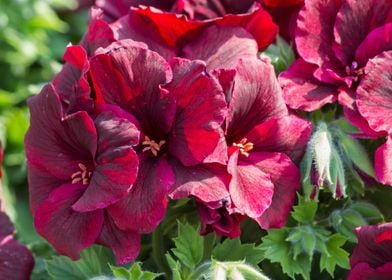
(187, 261), (212, 280)
(152, 225), (171, 278)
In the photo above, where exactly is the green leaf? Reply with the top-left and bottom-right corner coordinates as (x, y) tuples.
(291, 195), (318, 223)
(319, 234), (350, 277)
(46, 246), (113, 280)
(260, 36), (295, 74)
(335, 128), (375, 178)
(165, 253), (183, 280)
(110, 262), (161, 280)
(260, 229), (311, 280)
(172, 222), (204, 268)
(212, 238), (264, 266)
(350, 202), (384, 223)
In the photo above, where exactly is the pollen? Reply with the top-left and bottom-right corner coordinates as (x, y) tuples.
(142, 136), (166, 157)
(71, 163), (92, 185)
(233, 138), (254, 157)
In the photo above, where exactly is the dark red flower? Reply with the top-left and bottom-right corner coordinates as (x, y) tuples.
(25, 84), (141, 264)
(0, 193), (34, 279)
(280, 0), (392, 112)
(88, 41), (228, 233)
(184, 58), (311, 235)
(348, 223), (392, 280)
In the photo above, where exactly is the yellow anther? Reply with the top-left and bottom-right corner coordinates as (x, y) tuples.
(233, 138), (254, 157)
(71, 163), (91, 185)
(142, 136), (166, 157)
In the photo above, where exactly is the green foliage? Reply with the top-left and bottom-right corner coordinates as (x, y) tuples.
(319, 234), (350, 277)
(212, 238), (264, 266)
(261, 36), (295, 74)
(46, 246), (114, 280)
(110, 263), (162, 280)
(172, 222), (204, 269)
(291, 195), (318, 223)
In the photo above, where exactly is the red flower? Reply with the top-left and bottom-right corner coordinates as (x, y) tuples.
(88, 40), (228, 233)
(25, 83), (141, 264)
(183, 58), (312, 235)
(348, 223), (392, 279)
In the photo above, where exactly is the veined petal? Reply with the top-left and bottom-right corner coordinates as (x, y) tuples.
(375, 136), (392, 186)
(34, 183), (104, 260)
(108, 157), (173, 233)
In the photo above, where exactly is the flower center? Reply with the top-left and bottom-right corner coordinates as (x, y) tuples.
(71, 163), (92, 185)
(233, 138), (254, 157)
(345, 61), (364, 79)
(142, 136), (166, 157)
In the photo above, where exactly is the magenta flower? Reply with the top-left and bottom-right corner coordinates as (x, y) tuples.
(25, 84), (141, 263)
(87, 40), (228, 234)
(186, 58), (312, 235)
(280, 0), (392, 113)
(348, 223), (392, 279)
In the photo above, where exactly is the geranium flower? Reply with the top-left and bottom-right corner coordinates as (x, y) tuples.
(348, 223), (392, 279)
(279, 0), (392, 113)
(25, 83), (141, 263)
(88, 41), (228, 234)
(0, 209), (34, 280)
(187, 58), (311, 235)
(83, 2), (277, 61)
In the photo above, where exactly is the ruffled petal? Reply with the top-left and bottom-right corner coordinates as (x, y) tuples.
(34, 183), (104, 260)
(89, 42), (176, 138)
(72, 111), (140, 212)
(26, 84), (97, 180)
(254, 152), (300, 229)
(97, 214), (141, 265)
(357, 51), (392, 134)
(167, 58), (227, 166)
(228, 150), (274, 219)
(108, 157), (173, 233)
(226, 58), (287, 140)
(182, 25), (258, 71)
(279, 59), (338, 111)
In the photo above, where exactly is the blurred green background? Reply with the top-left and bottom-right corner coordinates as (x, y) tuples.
(0, 0), (89, 276)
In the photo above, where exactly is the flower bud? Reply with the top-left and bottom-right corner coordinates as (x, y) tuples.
(208, 261), (270, 280)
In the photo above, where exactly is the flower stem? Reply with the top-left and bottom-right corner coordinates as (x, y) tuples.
(152, 224), (171, 278)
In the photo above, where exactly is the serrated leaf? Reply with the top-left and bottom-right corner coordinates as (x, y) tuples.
(172, 222), (204, 268)
(165, 254), (182, 280)
(110, 263), (161, 280)
(291, 195), (318, 223)
(46, 246), (113, 280)
(212, 238), (264, 266)
(260, 229), (311, 280)
(319, 234), (350, 277)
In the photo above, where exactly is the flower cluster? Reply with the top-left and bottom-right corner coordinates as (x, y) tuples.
(25, 0), (312, 264)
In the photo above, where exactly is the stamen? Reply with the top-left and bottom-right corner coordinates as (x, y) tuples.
(142, 136), (166, 157)
(71, 163), (92, 185)
(233, 138), (254, 157)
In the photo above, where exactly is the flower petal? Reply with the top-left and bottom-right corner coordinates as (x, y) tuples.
(167, 58), (227, 166)
(357, 51), (392, 134)
(226, 58), (287, 140)
(254, 152), (300, 229)
(246, 115), (312, 162)
(89, 42), (176, 138)
(279, 59), (338, 111)
(108, 157), (173, 233)
(26, 84), (97, 180)
(34, 183), (104, 260)
(72, 111), (140, 212)
(182, 25), (258, 71)
(97, 214), (141, 265)
(375, 136), (392, 186)
(228, 150), (274, 219)
(295, 0), (342, 67)
(168, 159), (230, 203)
